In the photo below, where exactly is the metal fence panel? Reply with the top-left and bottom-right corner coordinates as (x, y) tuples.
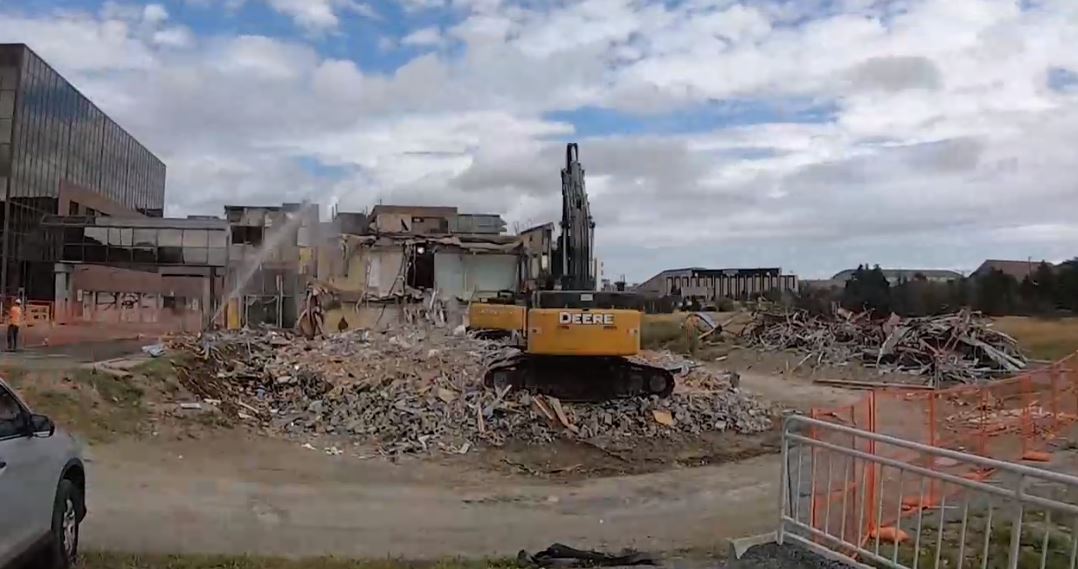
(780, 414), (1078, 569)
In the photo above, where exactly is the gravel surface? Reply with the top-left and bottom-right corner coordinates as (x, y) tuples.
(727, 543), (854, 569)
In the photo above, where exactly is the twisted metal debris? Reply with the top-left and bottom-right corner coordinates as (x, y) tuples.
(168, 327), (773, 456)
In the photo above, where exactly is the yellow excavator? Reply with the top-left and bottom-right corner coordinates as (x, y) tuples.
(476, 144), (674, 400)
(466, 290), (526, 340)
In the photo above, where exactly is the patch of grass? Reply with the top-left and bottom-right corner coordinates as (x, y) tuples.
(71, 368), (146, 406)
(80, 553), (523, 569)
(992, 317), (1078, 361)
(8, 368), (149, 443)
(890, 508), (1076, 569)
(134, 356), (178, 380)
(642, 314), (690, 351)
(0, 365), (29, 384)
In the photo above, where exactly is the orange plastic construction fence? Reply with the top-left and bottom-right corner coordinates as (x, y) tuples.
(806, 352), (1078, 547)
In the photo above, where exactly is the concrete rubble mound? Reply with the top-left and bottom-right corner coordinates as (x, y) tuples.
(167, 328), (773, 456)
(741, 308), (1027, 385)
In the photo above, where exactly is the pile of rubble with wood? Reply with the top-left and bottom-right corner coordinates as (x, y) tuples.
(732, 308), (1027, 386)
(164, 327), (773, 456)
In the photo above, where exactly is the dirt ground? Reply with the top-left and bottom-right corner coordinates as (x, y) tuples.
(1, 341), (863, 560)
(82, 432), (785, 558)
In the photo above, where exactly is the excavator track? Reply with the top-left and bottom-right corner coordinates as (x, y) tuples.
(483, 354), (675, 402)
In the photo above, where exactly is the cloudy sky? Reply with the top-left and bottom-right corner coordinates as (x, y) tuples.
(3, 0), (1078, 281)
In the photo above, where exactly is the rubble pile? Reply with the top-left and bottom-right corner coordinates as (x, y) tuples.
(741, 308), (1027, 385)
(167, 328), (773, 456)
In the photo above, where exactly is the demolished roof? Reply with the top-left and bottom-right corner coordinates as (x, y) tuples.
(339, 232), (523, 254)
(972, 259), (1049, 280)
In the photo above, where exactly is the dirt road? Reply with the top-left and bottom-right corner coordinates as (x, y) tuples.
(79, 370), (857, 558)
(82, 434), (778, 558)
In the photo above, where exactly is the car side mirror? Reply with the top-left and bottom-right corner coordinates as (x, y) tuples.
(29, 414), (55, 437)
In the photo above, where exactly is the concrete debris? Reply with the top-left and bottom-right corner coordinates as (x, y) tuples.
(168, 327), (772, 456)
(741, 308), (1027, 386)
(141, 343), (166, 358)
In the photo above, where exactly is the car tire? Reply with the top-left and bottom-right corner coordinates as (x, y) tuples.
(39, 478), (81, 569)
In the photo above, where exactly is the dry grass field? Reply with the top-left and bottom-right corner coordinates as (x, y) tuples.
(991, 316), (1078, 361)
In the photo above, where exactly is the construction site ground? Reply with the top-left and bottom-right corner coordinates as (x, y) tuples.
(0, 340), (859, 561)
(4, 313), (1076, 565)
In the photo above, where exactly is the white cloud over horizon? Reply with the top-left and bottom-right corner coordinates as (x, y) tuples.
(2, 0), (1077, 280)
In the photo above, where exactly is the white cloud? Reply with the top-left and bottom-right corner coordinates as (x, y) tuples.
(153, 26), (195, 47)
(0, 12), (156, 72)
(265, 0), (378, 32)
(143, 4), (169, 24)
(4, 0), (1078, 280)
(266, 0), (338, 31)
(402, 26), (443, 47)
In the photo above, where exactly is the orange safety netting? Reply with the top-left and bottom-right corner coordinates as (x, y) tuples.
(806, 352), (1078, 546)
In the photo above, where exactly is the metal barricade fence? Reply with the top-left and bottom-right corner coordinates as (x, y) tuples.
(780, 415), (1078, 569)
(806, 353), (1078, 552)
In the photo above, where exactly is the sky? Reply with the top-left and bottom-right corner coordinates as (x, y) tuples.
(2, 0), (1078, 281)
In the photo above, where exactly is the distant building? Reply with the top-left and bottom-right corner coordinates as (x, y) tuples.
(971, 259), (1048, 281)
(1, 44), (166, 298)
(831, 268), (963, 285)
(635, 267), (799, 303)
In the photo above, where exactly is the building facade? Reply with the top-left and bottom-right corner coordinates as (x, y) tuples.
(0, 44), (166, 298)
(635, 267), (799, 303)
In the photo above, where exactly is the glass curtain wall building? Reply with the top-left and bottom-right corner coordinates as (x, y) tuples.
(0, 44), (166, 299)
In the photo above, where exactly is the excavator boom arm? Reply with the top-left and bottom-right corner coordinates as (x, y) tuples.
(556, 143), (596, 291)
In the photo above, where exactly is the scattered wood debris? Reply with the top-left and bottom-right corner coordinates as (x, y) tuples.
(739, 308), (1028, 386)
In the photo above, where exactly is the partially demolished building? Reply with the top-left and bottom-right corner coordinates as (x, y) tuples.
(315, 205), (542, 331)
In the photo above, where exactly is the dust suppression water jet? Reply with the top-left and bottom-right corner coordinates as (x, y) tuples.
(212, 200), (317, 326)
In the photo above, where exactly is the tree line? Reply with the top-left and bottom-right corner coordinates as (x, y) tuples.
(797, 260), (1078, 317)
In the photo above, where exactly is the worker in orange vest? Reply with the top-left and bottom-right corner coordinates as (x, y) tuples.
(7, 298), (22, 351)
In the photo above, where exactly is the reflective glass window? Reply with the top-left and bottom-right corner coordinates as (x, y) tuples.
(183, 247), (207, 264)
(0, 90), (14, 118)
(208, 248), (226, 266)
(183, 230), (208, 248)
(159, 229), (181, 247)
(0, 67), (15, 90)
(84, 227), (107, 245)
(133, 248), (155, 263)
(84, 242), (105, 263)
(108, 227), (132, 247)
(62, 244), (83, 262)
(208, 230), (226, 248)
(133, 229), (156, 248)
(158, 245), (182, 264)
